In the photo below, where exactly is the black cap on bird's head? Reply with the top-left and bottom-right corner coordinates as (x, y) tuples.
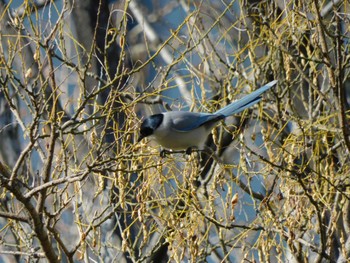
(138, 114), (164, 142)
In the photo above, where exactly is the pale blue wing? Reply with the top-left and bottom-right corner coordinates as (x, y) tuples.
(169, 112), (224, 132)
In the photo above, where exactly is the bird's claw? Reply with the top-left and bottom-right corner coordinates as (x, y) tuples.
(160, 147), (198, 157)
(160, 149), (168, 158)
(185, 147), (193, 155)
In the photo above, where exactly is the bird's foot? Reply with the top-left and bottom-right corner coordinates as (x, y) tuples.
(160, 149), (170, 158)
(160, 148), (197, 158)
(185, 147), (194, 155)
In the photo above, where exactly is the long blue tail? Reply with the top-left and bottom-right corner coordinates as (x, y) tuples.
(215, 80), (277, 117)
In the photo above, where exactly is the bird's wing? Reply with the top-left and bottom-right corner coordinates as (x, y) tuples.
(168, 112), (224, 132)
(215, 80), (277, 117)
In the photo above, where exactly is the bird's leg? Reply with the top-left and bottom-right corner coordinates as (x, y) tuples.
(160, 149), (184, 157)
(185, 147), (204, 165)
(185, 147), (194, 155)
(160, 149), (170, 158)
(160, 148), (195, 157)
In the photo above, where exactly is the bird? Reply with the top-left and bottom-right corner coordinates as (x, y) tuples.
(138, 80), (277, 154)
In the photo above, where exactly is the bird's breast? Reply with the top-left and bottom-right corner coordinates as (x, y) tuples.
(152, 125), (211, 150)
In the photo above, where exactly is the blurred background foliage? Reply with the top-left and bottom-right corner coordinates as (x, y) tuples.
(0, 0), (349, 262)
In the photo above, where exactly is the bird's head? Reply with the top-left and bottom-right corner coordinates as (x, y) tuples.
(138, 114), (164, 142)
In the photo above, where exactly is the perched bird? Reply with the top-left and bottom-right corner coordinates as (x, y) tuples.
(138, 80), (277, 153)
